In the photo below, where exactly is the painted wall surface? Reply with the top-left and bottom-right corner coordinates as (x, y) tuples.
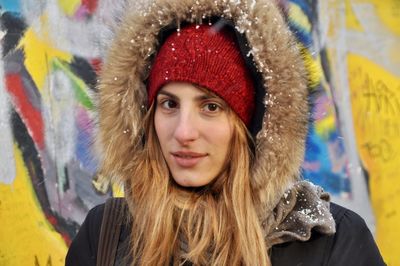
(0, 0), (398, 265)
(322, 1), (400, 264)
(0, 0), (114, 264)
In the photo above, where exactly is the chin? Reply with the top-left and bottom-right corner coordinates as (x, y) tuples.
(174, 178), (199, 188)
(172, 175), (209, 188)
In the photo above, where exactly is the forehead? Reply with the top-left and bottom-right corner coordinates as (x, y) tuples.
(159, 82), (220, 99)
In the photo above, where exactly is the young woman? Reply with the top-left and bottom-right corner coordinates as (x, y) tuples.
(66, 0), (385, 265)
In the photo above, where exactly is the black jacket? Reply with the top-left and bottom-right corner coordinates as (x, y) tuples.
(66, 202), (385, 266)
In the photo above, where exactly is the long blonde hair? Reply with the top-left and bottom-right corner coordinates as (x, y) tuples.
(125, 103), (270, 265)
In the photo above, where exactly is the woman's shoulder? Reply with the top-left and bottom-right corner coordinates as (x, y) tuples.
(330, 202), (364, 226)
(327, 203), (385, 265)
(329, 202), (371, 237)
(271, 202), (386, 266)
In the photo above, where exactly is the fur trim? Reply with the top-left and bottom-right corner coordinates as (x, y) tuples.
(98, 0), (308, 218)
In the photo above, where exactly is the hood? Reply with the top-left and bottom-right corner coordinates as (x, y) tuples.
(97, 0), (309, 219)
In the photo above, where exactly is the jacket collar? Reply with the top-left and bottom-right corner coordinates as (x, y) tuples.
(264, 181), (335, 247)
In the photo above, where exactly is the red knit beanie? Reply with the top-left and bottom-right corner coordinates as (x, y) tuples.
(147, 24), (255, 126)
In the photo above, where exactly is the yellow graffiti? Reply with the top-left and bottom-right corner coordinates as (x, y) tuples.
(348, 54), (400, 266)
(315, 111), (336, 140)
(112, 183), (125, 198)
(288, 2), (311, 32)
(0, 145), (67, 265)
(287, 2), (321, 89)
(18, 16), (72, 92)
(347, 0), (400, 36)
(299, 44), (323, 89)
(367, 0), (400, 36)
(92, 174), (125, 197)
(345, 0), (364, 32)
(58, 0), (81, 16)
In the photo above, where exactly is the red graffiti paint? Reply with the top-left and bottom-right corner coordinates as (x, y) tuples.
(5, 74), (44, 149)
(62, 232), (72, 246)
(90, 58), (102, 75)
(45, 214), (72, 245)
(82, 0), (98, 14)
(46, 214), (58, 225)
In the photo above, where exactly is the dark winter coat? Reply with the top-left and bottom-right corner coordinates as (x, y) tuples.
(66, 200), (385, 266)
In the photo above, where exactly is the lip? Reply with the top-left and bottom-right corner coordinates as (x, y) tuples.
(171, 151), (207, 168)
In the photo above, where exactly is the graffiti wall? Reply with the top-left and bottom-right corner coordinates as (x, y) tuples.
(0, 0), (398, 265)
(287, 0), (400, 264)
(324, 0), (400, 264)
(0, 0), (115, 264)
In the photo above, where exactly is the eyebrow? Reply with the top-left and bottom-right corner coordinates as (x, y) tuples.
(157, 90), (220, 102)
(157, 90), (178, 100)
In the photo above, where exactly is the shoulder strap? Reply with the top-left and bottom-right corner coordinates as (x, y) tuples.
(97, 197), (126, 266)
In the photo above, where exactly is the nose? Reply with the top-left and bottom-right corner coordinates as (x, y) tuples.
(173, 110), (199, 145)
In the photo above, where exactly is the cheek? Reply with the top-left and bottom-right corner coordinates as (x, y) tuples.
(154, 113), (161, 137)
(154, 113), (176, 157)
(154, 112), (167, 148)
(207, 123), (232, 155)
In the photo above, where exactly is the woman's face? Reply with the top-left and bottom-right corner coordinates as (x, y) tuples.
(154, 82), (233, 187)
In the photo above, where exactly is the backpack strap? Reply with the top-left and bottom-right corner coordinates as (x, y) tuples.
(97, 198), (127, 266)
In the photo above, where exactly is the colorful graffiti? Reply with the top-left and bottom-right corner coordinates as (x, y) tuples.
(0, 0), (114, 264)
(322, 0), (400, 265)
(285, 0), (352, 197)
(0, 0), (398, 265)
(285, 0), (376, 228)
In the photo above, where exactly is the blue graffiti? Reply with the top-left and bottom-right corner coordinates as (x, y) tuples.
(0, 0), (21, 13)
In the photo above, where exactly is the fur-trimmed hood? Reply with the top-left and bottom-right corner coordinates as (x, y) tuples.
(98, 0), (310, 221)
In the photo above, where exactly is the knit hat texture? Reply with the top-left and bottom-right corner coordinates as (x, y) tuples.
(147, 24), (255, 125)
